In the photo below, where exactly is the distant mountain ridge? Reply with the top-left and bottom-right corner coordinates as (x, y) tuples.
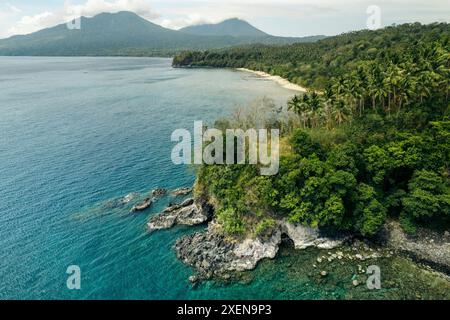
(0, 11), (326, 56)
(180, 18), (269, 37)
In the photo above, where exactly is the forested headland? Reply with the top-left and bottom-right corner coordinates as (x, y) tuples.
(173, 22), (450, 238)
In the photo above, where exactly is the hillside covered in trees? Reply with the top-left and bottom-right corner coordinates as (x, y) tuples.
(0, 11), (324, 56)
(174, 22), (450, 238)
(173, 22), (449, 89)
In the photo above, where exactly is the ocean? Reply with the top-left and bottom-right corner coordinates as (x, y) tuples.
(0, 57), (448, 300)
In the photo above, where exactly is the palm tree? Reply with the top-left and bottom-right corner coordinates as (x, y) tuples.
(343, 75), (358, 114)
(368, 65), (388, 111)
(288, 94), (312, 128)
(332, 99), (349, 126)
(288, 95), (302, 114)
(356, 66), (369, 114)
(416, 70), (432, 103)
(368, 72), (378, 110)
(307, 91), (323, 127)
(435, 47), (450, 101)
(332, 76), (346, 101)
(397, 76), (416, 110)
(300, 94), (312, 128)
(323, 84), (335, 128)
(288, 95), (305, 128)
(374, 83), (388, 111)
(384, 64), (400, 115)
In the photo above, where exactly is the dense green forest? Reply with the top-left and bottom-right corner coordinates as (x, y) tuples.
(175, 22), (450, 238)
(173, 22), (449, 89)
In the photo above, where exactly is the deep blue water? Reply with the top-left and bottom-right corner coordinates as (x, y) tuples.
(0, 57), (297, 299)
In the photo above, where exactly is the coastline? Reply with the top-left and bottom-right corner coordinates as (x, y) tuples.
(236, 68), (307, 93)
(146, 191), (450, 282)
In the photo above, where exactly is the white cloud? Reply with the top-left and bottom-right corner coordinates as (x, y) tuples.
(0, 2), (23, 38)
(152, 0), (339, 31)
(5, 3), (21, 14)
(155, 0), (449, 23)
(159, 14), (224, 30)
(153, 0), (450, 35)
(6, 12), (57, 37)
(64, 0), (159, 20)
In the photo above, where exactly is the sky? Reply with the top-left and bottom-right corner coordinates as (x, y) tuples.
(0, 0), (449, 39)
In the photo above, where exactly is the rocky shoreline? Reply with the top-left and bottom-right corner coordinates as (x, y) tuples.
(174, 220), (350, 282)
(147, 198), (213, 232)
(144, 190), (450, 284)
(379, 220), (450, 274)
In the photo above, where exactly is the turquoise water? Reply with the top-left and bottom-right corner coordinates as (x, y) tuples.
(0, 57), (297, 299)
(1, 57), (449, 300)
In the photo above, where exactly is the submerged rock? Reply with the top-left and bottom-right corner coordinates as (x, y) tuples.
(120, 193), (136, 205)
(127, 188), (167, 213)
(103, 193), (138, 209)
(188, 275), (199, 284)
(172, 187), (193, 196)
(147, 198), (212, 232)
(130, 197), (153, 213)
(151, 188), (167, 198)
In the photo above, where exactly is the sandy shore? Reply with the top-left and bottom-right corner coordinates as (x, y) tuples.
(237, 68), (307, 93)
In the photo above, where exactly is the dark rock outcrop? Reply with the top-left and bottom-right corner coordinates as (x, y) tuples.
(147, 198), (212, 232)
(130, 198), (153, 213)
(171, 187), (193, 196)
(151, 188), (167, 198)
(380, 220), (450, 273)
(128, 188), (167, 213)
(173, 219), (350, 281)
(174, 222), (282, 280)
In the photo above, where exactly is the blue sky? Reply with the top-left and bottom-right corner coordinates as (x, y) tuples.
(0, 0), (449, 39)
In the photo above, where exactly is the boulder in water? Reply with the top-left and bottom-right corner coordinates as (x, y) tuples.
(147, 198), (212, 232)
(130, 198), (153, 213)
(172, 187), (192, 196)
(151, 188), (167, 198)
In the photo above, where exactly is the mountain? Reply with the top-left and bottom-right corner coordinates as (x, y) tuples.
(0, 11), (325, 56)
(180, 18), (269, 37)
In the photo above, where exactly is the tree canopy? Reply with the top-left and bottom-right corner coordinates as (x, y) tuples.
(185, 22), (450, 237)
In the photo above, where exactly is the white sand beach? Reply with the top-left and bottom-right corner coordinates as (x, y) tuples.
(237, 68), (307, 93)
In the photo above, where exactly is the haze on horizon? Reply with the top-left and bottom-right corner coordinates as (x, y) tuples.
(0, 0), (449, 39)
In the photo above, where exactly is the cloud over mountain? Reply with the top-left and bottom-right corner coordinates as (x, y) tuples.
(2, 0), (160, 38)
